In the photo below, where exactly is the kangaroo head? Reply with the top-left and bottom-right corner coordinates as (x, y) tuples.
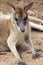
(7, 2), (33, 32)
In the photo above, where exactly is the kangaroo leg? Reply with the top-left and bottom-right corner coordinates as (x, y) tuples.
(7, 35), (26, 65)
(25, 25), (40, 59)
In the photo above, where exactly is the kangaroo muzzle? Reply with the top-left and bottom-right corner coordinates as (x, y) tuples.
(20, 23), (25, 32)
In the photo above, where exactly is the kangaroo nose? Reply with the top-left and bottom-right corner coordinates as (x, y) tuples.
(20, 23), (25, 32)
(20, 25), (25, 32)
(21, 29), (25, 32)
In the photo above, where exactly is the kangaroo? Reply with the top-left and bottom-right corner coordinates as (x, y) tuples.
(5, 2), (40, 65)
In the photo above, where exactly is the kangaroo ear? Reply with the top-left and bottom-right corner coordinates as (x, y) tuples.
(6, 2), (15, 10)
(24, 2), (33, 11)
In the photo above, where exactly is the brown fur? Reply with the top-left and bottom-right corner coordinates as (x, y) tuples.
(0, 19), (11, 51)
(15, 7), (27, 21)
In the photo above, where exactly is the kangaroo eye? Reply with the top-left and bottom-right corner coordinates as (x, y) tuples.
(24, 21), (27, 25)
(24, 16), (27, 21)
(24, 16), (28, 25)
(15, 17), (19, 26)
(15, 17), (18, 21)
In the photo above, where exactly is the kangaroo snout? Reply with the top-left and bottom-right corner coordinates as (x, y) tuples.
(20, 24), (25, 32)
(20, 27), (25, 32)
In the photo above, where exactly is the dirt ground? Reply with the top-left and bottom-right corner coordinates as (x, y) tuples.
(0, 0), (43, 65)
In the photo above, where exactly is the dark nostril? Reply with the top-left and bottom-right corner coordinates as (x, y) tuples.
(21, 29), (25, 32)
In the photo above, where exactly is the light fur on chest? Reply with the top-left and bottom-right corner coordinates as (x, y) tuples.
(8, 21), (29, 46)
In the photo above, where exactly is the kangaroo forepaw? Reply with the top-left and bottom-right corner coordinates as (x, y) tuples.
(32, 53), (40, 59)
(18, 62), (26, 65)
